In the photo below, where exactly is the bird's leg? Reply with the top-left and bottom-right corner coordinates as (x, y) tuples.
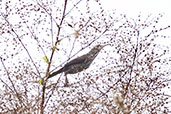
(64, 75), (69, 87)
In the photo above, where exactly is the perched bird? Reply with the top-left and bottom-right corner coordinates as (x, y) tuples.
(48, 44), (106, 86)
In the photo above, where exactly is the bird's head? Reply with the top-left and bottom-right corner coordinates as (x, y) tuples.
(93, 44), (108, 51)
(85, 44), (109, 64)
(89, 44), (107, 57)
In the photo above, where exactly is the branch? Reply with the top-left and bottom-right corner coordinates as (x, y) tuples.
(65, 0), (83, 17)
(0, 56), (25, 107)
(0, 57), (14, 92)
(44, 73), (63, 108)
(36, 1), (60, 29)
(124, 30), (140, 95)
(40, 0), (68, 113)
(25, 23), (48, 61)
(0, 12), (41, 77)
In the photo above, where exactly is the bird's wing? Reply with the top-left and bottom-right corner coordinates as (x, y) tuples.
(64, 54), (87, 68)
(48, 54), (87, 79)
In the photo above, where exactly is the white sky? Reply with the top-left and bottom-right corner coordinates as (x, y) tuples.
(101, 0), (171, 15)
(101, 0), (171, 24)
(101, 0), (171, 46)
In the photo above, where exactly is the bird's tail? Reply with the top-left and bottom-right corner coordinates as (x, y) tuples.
(48, 67), (63, 79)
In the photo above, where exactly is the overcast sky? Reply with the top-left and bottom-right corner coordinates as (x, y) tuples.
(101, 0), (171, 15)
(100, 0), (171, 46)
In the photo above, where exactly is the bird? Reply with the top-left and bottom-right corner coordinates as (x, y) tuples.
(48, 44), (106, 86)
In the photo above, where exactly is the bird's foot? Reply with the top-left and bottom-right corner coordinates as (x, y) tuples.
(64, 76), (69, 87)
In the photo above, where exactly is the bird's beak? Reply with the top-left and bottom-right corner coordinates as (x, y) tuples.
(103, 44), (110, 47)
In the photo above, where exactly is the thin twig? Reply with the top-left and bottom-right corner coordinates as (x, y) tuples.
(0, 12), (41, 77)
(68, 38), (77, 59)
(124, 30), (139, 95)
(0, 56), (25, 107)
(25, 23), (47, 63)
(36, 0), (60, 28)
(44, 73), (63, 108)
(0, 57), (14, 92)
(65, 0), (83, 17)
(40, 0), (68, 113)
(50, 14), (54, 45)
(98, 68), (130, 98)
